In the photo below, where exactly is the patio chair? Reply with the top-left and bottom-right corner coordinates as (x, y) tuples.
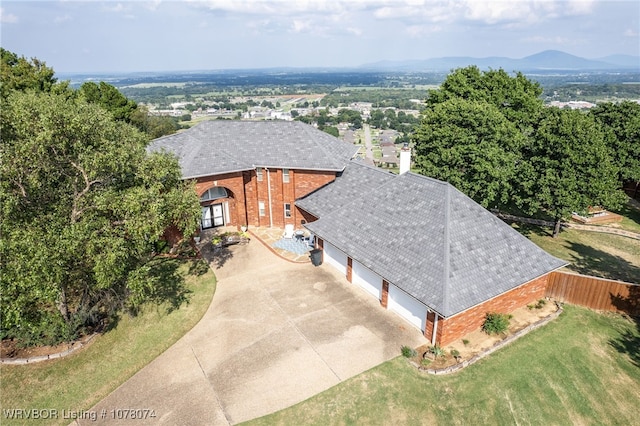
(306, 235), (315, 248)
(282, 224), (295, 239)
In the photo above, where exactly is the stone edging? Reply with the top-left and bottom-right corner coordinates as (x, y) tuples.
(1, 333), (98, 365)
(409, 302), (564, 375)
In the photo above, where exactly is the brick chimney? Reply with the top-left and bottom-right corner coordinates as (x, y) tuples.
(399, 142), (411, 174)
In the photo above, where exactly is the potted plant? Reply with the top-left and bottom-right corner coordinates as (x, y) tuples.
(241, 224), (248, 232)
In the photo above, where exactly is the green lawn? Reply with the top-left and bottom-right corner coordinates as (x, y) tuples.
(514, 224), (640, 284)
(0, 258), (216, 426)
(610, 201), (640, 234)
(246, 305), (640, 426)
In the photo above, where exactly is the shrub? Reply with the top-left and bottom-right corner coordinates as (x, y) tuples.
(528, 299), (547, 310)
(482, 312), (512, 335)
(451, 349), (461, 361)
(462, 339), (470, 346)
(429, 345), (445, 358)
(401, 345), (417, 358)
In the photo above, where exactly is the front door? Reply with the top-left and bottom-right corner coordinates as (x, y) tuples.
(212, 203), (224, 227)
(201, 203), (225, 229)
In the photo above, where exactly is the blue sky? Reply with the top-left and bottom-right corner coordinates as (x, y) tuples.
(1, 0), (638, 73)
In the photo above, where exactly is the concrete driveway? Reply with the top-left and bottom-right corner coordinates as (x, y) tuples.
(84, 239), (426, 425)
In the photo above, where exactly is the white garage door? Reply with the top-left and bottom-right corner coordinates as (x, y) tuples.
(388, 284), (428, 331)
(323, 242), (347, 275)
(352, 260), (383, 299)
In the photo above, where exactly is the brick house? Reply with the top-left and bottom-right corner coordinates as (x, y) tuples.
(150, 120), (358, 230)
(151, 121), (566, 346)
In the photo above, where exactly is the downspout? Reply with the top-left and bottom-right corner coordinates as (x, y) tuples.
(266, 167), (273, 228)
(431, 313), (438, 346)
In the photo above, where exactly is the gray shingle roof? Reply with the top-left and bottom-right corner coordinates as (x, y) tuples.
(148, 121), (359, 179)
(296, 160), (396, 217)
(303, 166), (567, 318)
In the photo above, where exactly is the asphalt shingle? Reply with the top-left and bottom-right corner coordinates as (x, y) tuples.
(303, 165), (567, 317)
(148, 120), (359, 178)
(296, 160), (396, 217)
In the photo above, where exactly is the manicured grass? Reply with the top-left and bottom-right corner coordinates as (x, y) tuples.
(610, 201), (640, 234)
(0, 258), (216, 426)
(246, 305), (640, 426)
(515, 225), (640, 284)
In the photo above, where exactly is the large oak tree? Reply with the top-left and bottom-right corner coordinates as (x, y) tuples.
(517, 107), (626, 236)
(413, 98), (525, 208)
(0, 90), (201, 344)
(414, 67), (626, 237)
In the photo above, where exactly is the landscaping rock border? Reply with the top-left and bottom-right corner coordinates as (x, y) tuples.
(0, 333), (98, 365)
(409, 302), (563, 375)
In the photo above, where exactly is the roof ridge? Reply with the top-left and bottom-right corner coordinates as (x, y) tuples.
(405, 171), (450, 186)
(350, 158), (396, 174)
(441, 183), (452, 316)
(300, 122), (351, 170)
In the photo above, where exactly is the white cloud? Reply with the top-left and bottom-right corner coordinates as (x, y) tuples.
(0, 7), (18, 24)
(291, 19), (312, 33)
(145, 0), (163, 12)
(369, 1), (598, 26)
(54, 14), (72, 24)
(104, 3), (126, 13)
(405, 24), (443, 37)
(624, 28), (638, 37)
(565, 0), (595, 15)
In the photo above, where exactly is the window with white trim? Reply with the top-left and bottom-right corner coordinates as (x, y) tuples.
(256, 167), (263, 182)
(259, 201), (266, 217)
(283, 168), (290, 183)
(284, 203), (292, 218)
(200, 186), (228, 201)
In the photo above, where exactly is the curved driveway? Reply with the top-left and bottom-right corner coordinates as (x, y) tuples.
(84, 239), (426, 425)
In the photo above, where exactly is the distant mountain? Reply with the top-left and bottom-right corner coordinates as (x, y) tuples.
(360, 50), (640, 72)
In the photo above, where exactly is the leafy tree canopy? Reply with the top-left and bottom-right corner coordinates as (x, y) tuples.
(426, 66), (544, 129)
(516, 107), (626, 236)
(0, 90), (201, 345)
(0, 48), (61, 99)
(414, 67), (627, 237)
(79, 81), (139, 123)
(413, 98), (525, 208)
(590, 101), (640, 182)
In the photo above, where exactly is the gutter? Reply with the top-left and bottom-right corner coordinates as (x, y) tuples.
(267, 167), (273, 228)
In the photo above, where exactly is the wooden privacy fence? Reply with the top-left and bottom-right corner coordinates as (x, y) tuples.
(546, 271), (639, 316)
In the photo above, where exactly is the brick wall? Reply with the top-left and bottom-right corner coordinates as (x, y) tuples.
(194, 168), (335, 229)
(431, 274), (551, 346)
(381, 280), (389, 308)
(195, 173), (247, 228)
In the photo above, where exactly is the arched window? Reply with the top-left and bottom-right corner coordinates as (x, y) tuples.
(200, 187), (228, 202)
